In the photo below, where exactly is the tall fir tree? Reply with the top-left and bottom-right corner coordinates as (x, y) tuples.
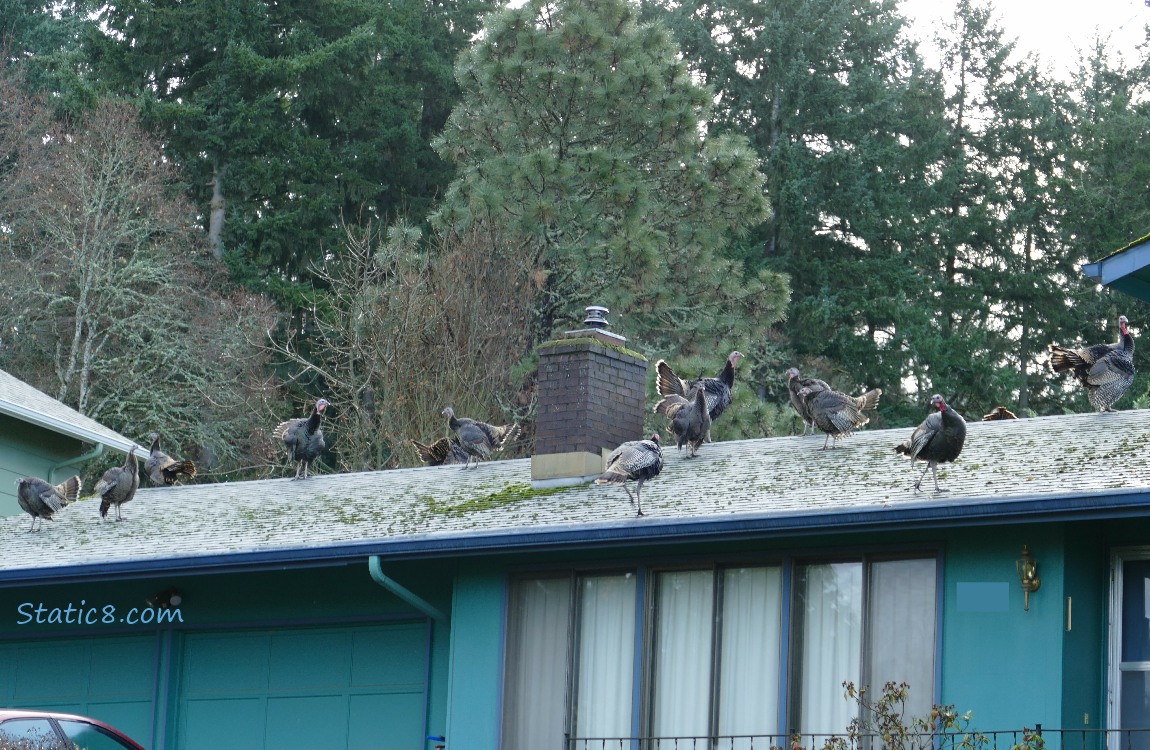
(432, 0), (788, 380)
(91, 0), (495, 298)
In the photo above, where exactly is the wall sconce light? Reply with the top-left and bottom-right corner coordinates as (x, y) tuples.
(146, 587), (183, 609)
(1016, 545), (1041, 612)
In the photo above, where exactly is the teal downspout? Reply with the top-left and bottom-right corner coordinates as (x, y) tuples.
(368, 556), (449, 623)
(48, 443), (104, 483)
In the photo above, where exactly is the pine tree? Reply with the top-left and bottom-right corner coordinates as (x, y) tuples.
(432, 0), (787, 382)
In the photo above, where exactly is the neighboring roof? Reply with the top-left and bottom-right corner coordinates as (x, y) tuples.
(2, 408), (1150, 584)
(0, 368), (140, 455)
(1082, 232), (1150, 301)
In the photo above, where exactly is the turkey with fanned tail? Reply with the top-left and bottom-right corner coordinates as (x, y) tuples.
(412, 437), (470, 466)
(273, 398), (330, 480)
(145, 432), (197, 486)
(1049, 315), (1135, 412)
(15, 475), (81, 532)
(655, 351), (743, 440)
(796, 383), (882, 449)
(441, 407), (519, 469)
(595, 433), (663, 516)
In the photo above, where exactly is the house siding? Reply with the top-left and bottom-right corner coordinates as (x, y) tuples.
(0, 413), (87, 517)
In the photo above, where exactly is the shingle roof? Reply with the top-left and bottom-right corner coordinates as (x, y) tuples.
(0, 368), (140, 455)
(3, 408), (1150, 582)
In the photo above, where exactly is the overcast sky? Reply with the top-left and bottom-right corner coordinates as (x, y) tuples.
(900, 0), (1150, 76)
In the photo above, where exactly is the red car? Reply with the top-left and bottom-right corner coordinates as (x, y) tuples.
(0, 709), (145, 749)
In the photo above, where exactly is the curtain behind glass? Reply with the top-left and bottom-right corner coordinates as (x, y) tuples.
(867, 558), (937, 718)
(652, 570), (715, 741)
(575, 573), (638, 741)
(719, 566), (783, 750)
(797, 562), (862, 734)
(503, 577), (573, 750)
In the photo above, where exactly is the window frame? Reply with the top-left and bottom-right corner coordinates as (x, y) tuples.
(501, 546), (942, 748)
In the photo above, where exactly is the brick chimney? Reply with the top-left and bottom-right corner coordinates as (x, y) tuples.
(531, 307), (648, 488)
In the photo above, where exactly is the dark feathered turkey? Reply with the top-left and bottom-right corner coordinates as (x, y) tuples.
(654, 387), (710, 458)
(94, 446), (139, 521)
(412, 437), (470, 466)
(595, 433), (663, 516)
(797, 384), (882, 449)
(786, 367), (832, 435)
(273, 398), (330, 479)
(16, 475), (81, 532)
(655, 351), (743, 440)
(145, 432), (197, 486)
(441, 407), (519, 469)
(895, 394), (967, 492)
(1049, 315), (1135, 412)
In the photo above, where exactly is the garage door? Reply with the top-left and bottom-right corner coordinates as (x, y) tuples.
(0, 634), (157, 743)
(176, 621), (429, 750)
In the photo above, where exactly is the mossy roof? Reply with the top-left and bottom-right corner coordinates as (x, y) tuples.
(3, 408), (1150, 582)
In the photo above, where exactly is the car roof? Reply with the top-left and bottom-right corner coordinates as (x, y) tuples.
(0, 709), (145, 748)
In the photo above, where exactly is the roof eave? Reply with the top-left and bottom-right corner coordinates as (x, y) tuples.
(0, 401), (140, 455)
(4, 486), (1148, 586)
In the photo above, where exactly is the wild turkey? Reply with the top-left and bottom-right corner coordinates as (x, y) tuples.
(272, 398), (330, 480)
(785, 367), (832, 435)
(94, 446), (139, 521)
(797, 384), (882, 449)
(595, 433), (663, 516)
(655, 351), (744, 439)
(412, 437), (470, 467)
(145, 432), (197, 486)
(1049, 315), (1135, 412)
(895, 394), (967, 492)
(654, 387), (710, 458)
(15, 475), (81, 532)
(981, 406), (1018, 421)
(441, 407), (519, 469)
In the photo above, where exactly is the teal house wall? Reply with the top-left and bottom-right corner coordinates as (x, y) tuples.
(0, 561), (454, 750)
(0, 414), (89, 517)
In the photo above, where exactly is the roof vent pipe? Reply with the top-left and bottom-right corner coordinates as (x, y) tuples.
(583, 306), (609, 329)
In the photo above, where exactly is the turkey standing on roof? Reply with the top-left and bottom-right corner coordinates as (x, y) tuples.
(441, 407), (519, 469)
(655, 351), (743, 441)
(595, 433), (663, 516)
(895, 394), (967, 492)
(272, 398), (330, 480)
(15, 475), (81, 532)
(785, 367), (832, 435)
(1049, 315), (1135, 412)
(796, 383), (882, 449)
(94, 446), (139, 521)
(412, 437), (470, 466)
(145, 432), (197, 486)
(654, 387), (710, 458)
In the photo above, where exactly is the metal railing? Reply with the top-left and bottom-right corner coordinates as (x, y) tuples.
(566, 728), (1150, 750)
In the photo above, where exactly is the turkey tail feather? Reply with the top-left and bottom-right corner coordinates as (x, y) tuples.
(1049, 345), (1087, 372)
(271, 420), (295, 440)
(855, 388), (882, 412)
(655, 360), (686, 397)
(56, 476), (82, 504)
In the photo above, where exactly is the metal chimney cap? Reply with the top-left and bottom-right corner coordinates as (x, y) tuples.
(583, 306), (610, 329)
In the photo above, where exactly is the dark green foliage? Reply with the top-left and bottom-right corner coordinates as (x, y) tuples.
(90, 0), (496, 293)
(432, 0), (789, 439)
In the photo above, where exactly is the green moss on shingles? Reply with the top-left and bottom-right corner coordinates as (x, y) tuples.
(536, 337), (647, 361)
(424, 482), (574, 518)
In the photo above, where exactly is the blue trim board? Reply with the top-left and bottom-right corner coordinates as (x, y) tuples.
(4, 487), (1150, 586)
